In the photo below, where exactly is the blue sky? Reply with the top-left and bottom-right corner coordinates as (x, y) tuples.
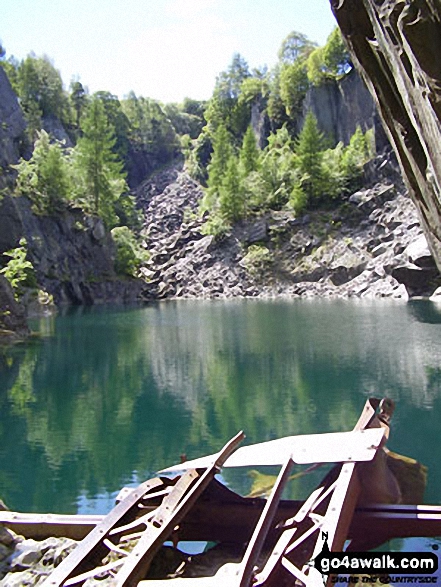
(1, 0), (337, 103)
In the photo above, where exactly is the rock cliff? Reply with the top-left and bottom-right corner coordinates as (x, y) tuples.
(303, 70), (389, 150)
(0, 196), (147, 306)
(0, 66), (26, 189)
(330, 0), (441, 272)
(136, 155), (439, 301)
(0, 275), (29, 342)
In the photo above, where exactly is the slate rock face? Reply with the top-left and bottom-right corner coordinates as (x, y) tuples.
(303, 70), (388, 150)
(0, 275), (29, 340)
(0, 66), (26, 188)
(330, 0), (441, 271)
(0, 195), (147, 306)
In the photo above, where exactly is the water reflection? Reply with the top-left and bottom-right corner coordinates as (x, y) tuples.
(1, 299), (441, 514)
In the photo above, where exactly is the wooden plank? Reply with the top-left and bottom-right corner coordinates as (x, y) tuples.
(162, 429), (385, 472)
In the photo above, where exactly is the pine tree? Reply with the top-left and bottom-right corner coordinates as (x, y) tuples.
(219, 156), (244, 221)
(73, 97), (127, 227)
(239, 126), (260, 177)
(295, 111), (326, 202)
(204, 124), (233, 208)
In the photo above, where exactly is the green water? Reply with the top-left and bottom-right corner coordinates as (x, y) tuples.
(1, 298), (441, 519)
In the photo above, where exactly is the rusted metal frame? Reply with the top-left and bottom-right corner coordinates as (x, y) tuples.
(350, 504), (441, 540)
(253, 399), (381, 587)
(109, 487), (176, 537)
(40, 476), (165, 587)
(63, 559), (125, 586)
(151, 469), (200, 526)
(231, 456), (296, 587)
(253, 483), (334, 585)
(253, 478), (343, 583)
(6, 502), (441, 545)
(112, 431), (245, 586)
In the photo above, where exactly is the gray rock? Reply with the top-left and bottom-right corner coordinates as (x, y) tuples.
(0, 196), (147, 306)
(404, 235), (435, 269)
(332, 0), (441, 273)
(0, 67), (27, 189)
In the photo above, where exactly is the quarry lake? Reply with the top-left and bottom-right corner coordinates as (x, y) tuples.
(2, 298), (441, 529)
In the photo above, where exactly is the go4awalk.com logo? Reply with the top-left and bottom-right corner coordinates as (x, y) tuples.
(315, 552), (438, 575)
(312, 537), (439, 584)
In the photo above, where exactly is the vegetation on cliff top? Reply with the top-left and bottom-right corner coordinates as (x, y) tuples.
(0, 26), (364, 288)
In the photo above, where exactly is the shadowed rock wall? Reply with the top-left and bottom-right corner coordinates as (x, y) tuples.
(303, 69), (389, 150)
(0, 66), (26, 189)
(330, 0), (441, 271)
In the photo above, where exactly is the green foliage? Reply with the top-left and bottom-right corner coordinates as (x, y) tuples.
(258, 127), (298, 208)
(0, 238), (36, 299)
(121, 92), (180, 168)
(14, 130), (71, 213)
(239, 126), (260, 177)
(205, 53), (251, 138)
(200, 213), (230, 238)
(72, 97), (127, 228)
(16, 55), (69, 138)
(279, 60), (309, 119)
(185, 129), (213, 184)
(164, 102), (205, 139)
(307, 28), (352, 85)
(321, 142), (347, 199)
(219, 156), (244, 222)
(266, 66), (290, 131)
(114, 193), (142, 231)
(94, 91), (130, 162)
(241, 244), (273, 277)
(278, 31), (317, 64)
(341, 125), (370, 191)
(295, 112), (326, 203)
(289, 178), (308, 214)
(203, 124), (233, 211)
(111, 226), (149, 277)
(239, 76), (269, 107)
(322, 28), (352, 77)
(306, 47), (327, 86)
(70, 80), (88, 128)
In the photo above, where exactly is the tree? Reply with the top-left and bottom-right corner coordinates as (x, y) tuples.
(239, 126), (260, 177)
(70, 80), (88, 128)
(278, 31), (317, 64)
(279, 60), (309, 119)
(111, 226), (149, 276)
(219, 156), (244, 221)
(14, 130), (71, 213)
(341, 126), (370, 191)
(307, 28), (352, 85)
(17, 55), (67, 121)
(204, 124), (233, 208)
(258, 125), (297, 209)
(121, 93), (180, 168)
(322, 27), (352, 77)
(205, 53), (251, 138)
(295, 111), (326, 203)
(72, 97), (127, 227)
(266, 66), (290, 132)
